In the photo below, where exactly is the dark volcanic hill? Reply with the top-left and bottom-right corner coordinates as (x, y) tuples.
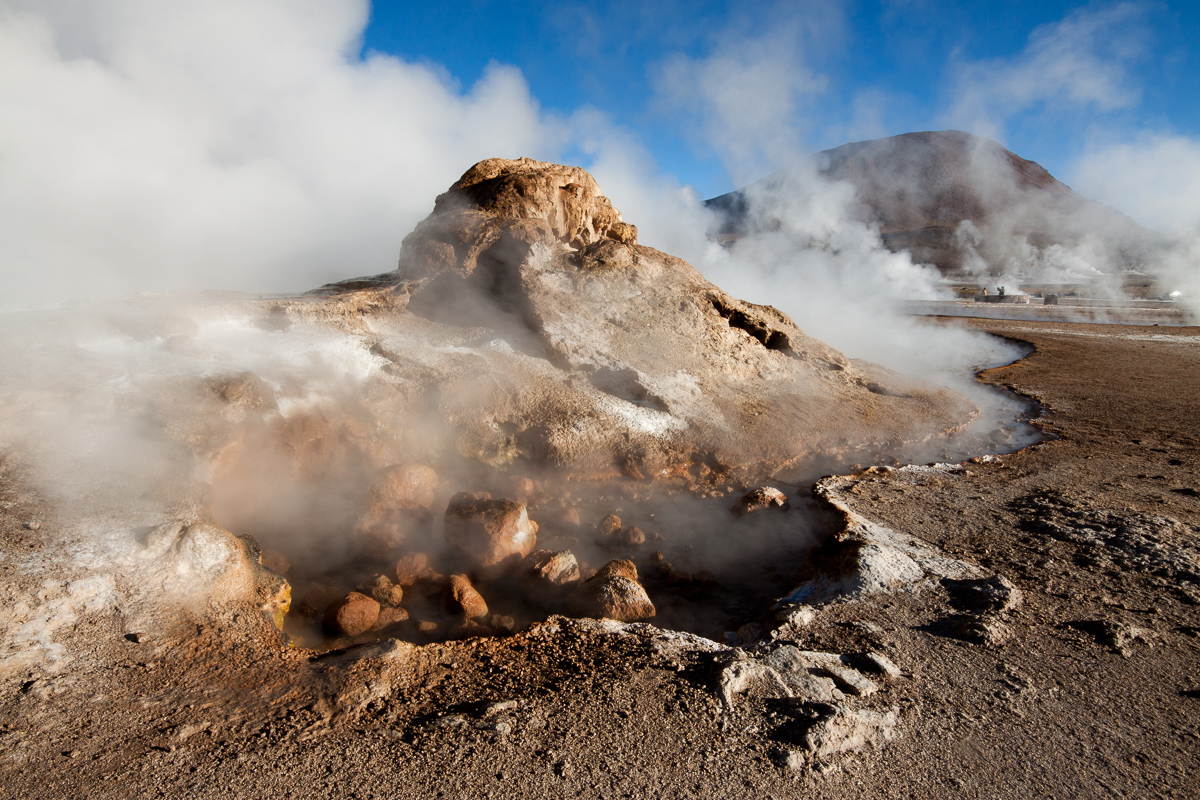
(707, 130), (1162, 276)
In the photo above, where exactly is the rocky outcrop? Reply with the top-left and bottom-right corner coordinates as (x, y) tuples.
(321, 157), (976, 483)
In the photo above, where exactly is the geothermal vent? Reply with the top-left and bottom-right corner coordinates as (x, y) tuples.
(0, 158), (979, 651)
(199, 157), (977, 645)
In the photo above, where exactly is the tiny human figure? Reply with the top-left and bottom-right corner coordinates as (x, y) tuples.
(997, 286), (1005, 296)
(981, 287), (988, 296)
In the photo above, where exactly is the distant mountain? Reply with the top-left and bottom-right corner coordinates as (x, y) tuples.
(706, 130), (1163, 277)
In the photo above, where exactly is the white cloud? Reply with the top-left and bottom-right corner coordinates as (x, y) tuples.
(945, 3), (1148, 139)
(0, 0), (562, 308)
(651, 31), (828, 185)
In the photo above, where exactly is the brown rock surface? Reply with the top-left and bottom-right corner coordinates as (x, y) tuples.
(524, 549), (580, 586)
(444, 574), (488, 619)
(323, 592), (381, 637)
(443, 492), (537, 570)
(574, 559), (655, 621)
(356, 157), (976, 482)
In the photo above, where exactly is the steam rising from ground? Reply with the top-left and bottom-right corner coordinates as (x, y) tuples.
(0, 0), (555, 307)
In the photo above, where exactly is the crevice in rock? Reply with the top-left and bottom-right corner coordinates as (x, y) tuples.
(709, 296), (795, 355)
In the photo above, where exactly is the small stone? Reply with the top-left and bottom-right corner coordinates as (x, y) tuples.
(573, 561), (654, 621)
(323, 592), (381, 637)
(775, 605), (817, 627)
(597, 514), (622, 538)
(941, 575), (1023, 613)
(24, 520), (41, 531)
(621, 526), (646, 547)
(939, 613), (1012, 647)
(444, 574), (488, 619)
(775, 748), (807, 771)
(444, 493), (537, 572)
(484, 700), (519, 715)
(415, 620), (441, 636)
(732, 486), (790, 517)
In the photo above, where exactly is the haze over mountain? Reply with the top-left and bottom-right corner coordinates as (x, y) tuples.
(707, 131), (1165, 282)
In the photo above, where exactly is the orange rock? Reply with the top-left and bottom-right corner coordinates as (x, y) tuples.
(444, 574), (488, 619)
(443, 492), (537, 571)
(323, 592), (380, 636)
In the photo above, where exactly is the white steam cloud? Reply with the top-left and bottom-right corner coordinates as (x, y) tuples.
(0, 0), (559, 308)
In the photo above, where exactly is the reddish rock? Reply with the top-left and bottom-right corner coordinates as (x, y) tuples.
(372, 605), (410, 631)
(443, 492), (537, 571)
(444, 574), (489, 619)
(374, 464), (439, 510)
(323, 592), (381, 636)
(357, 574), (404, 607)
(574, 566), (656, 622)
(394, 552), (439, 587)
(597, 514), (622, 538)
(732, 486), (790, 517)
(621, 526), (646, 547)
(594, 559), (638, 582)
(524, 549), (581, 586)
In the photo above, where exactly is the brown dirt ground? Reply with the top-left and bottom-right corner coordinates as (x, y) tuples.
(1, 317), (1198, 799)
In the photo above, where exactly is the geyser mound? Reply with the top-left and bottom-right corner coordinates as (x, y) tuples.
(310, 156), (977, 484)
(0, 157), (985, 649)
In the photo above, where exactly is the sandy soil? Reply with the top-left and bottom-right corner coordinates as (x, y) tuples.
(1, 317), (1198, 799)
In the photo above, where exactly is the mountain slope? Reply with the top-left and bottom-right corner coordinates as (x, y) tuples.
(707, 130), (1162, 275)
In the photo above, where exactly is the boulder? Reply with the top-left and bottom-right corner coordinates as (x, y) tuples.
(394, 552), (439, 587)
(524, 549), (581, 586)
(444, 574), (489, 619)
(324, 592), (381, 637)
(574, 560), (655, 621)
(444, 492), (537, 571)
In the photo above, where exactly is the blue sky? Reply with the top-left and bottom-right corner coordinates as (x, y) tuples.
(361, 0), (1200, 198)
(2, 0), (1197, 305)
